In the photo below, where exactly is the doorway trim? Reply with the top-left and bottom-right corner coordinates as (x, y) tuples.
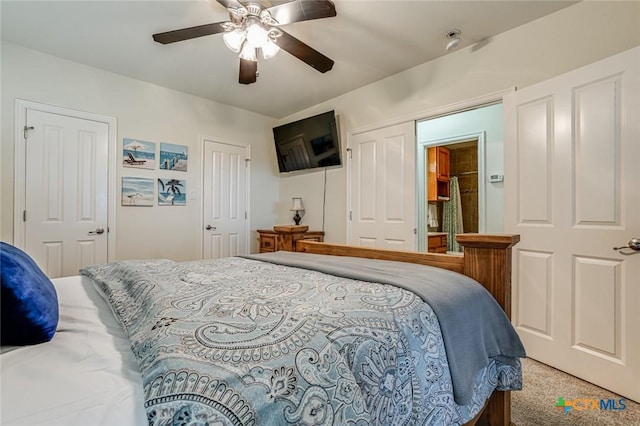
(13, 99), (117, 261)
(417, 132), (486, 252)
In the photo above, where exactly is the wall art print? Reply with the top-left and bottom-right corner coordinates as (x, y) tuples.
(160, 142), (188, 171)
(158, 178), (186, 206)
(121, 177), (154, 206)
(123, 138), (155, 170)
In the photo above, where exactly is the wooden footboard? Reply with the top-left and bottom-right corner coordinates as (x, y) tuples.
(296, 233), (520, 426)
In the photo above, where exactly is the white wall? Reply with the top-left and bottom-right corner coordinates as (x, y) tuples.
(1, 41), (280, 260)
(276, 1), (640, 243)
(276, 165), (344, 241)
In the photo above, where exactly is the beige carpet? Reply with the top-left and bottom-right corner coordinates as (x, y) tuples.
(512, 358), (639, 425)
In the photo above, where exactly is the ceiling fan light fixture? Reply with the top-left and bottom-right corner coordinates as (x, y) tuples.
(245, 21), (268, 48)
(223, 28), (245, 53)
(224, 13), (282, 61)
(445, 29), (462, 51)
(261, 39), (280, 60)
(239, 42), (257, 62)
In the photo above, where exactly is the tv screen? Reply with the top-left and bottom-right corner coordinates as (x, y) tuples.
(273, 110), (341, 173)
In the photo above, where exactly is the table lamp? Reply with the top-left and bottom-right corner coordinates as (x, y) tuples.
(290, 197), (304, 225)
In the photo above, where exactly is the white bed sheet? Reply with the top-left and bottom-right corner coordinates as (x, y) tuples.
(0, 275), (147, 426)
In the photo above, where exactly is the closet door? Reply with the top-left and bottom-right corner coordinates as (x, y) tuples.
(23, 108), (109, 278)
(202, 139), (249, 259)
(348, 121), (416, 250)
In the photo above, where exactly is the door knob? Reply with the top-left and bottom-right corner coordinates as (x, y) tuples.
(613, 238), (640, 251)
(205, 225), (216, 230)
(88, 228), (105, 235)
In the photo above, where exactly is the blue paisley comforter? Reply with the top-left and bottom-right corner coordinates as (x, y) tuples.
(80, 253), (523, 425)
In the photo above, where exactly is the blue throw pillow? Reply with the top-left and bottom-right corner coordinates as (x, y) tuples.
(1, 242), (59, 345)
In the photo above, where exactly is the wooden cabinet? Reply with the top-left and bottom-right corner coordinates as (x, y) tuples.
(436, 146), (450, 181)
(427, 146), (450, 201)
(428, 233), (447, 253)
(257, 226), (325, 253)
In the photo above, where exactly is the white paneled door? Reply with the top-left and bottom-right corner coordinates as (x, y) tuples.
(504, 47), (640, 402)
(203, 140), (249, 259)
(25, 109), (109, 278)
(348, 121), (416, 250)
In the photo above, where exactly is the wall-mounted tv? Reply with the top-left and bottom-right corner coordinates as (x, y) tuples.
(273, 110), (341, 173)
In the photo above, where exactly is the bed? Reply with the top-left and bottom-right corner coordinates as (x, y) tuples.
(1, 234), (524, 426)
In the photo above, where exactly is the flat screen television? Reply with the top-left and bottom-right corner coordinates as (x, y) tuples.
(273, 110), (341, 173)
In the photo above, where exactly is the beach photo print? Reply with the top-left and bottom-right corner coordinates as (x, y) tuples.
(121, 177), (154, 206)
(160, 142), (188, 171)
(123, 138), (155, 170)
(157, 178), (186, 206)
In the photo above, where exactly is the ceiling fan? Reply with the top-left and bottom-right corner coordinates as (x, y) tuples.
(153, 0), (336, 85)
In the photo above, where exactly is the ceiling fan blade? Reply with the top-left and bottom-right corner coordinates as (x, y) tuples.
(153, 22), (227, 44)
(239, 59), (258, 84)
(276, 30), (334, 73)
(215, 0), (246, 10)
(268, 0), (336, 25)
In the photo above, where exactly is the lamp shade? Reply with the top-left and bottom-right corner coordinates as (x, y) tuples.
(245, 22), (268, 48)
(239, 42), (257, 61)
(261, 39), (280, 59)
(223, 28), (246, 53)
(290, 197), (304, 211)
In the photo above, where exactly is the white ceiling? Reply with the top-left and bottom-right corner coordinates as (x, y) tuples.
(1, 0), (576, 118)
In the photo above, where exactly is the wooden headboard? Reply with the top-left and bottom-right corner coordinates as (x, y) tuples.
(295, 233), (521, 426)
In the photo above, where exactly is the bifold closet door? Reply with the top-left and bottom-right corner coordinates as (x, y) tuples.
(348, 121), (416, 250)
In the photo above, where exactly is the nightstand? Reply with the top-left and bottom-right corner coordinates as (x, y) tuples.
(257, 226), (325, 253)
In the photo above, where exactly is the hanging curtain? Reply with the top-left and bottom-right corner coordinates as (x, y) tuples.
(442, 176), (464, 252)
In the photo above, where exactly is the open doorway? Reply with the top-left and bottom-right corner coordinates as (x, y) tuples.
(421, 138), (482, 254)
(416, 102), (503, 253)
(430, 140), (480, 248)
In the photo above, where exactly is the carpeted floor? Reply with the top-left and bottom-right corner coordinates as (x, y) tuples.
(512, 358), (640, 425)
